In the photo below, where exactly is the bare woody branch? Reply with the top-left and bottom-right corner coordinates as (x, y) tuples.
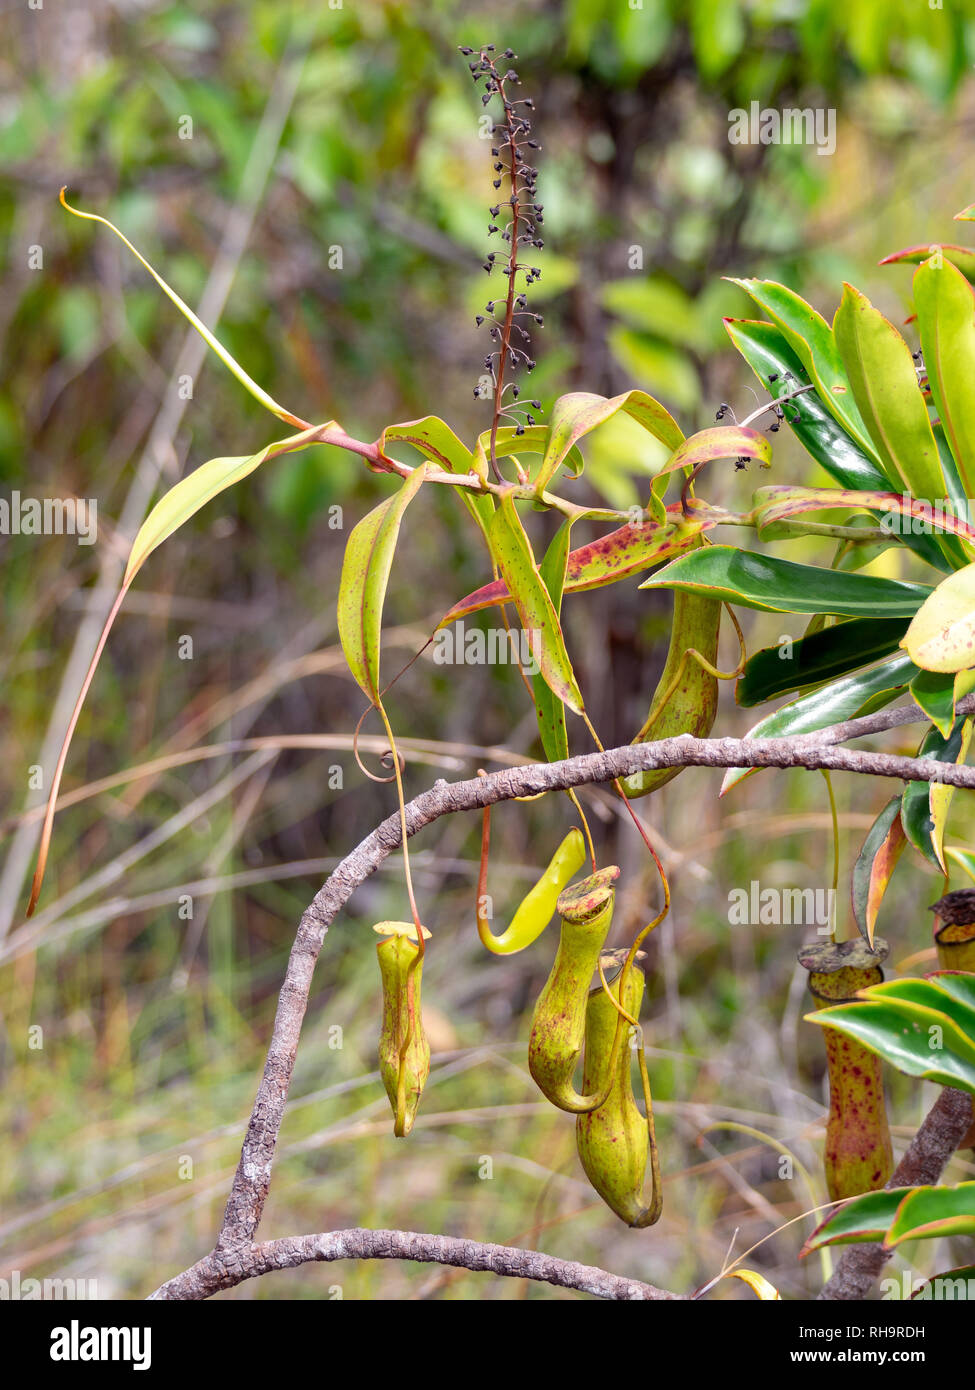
(150, 1228), (686, 1301)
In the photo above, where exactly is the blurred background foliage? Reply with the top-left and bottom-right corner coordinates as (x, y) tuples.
(3, 0), (975, 1299)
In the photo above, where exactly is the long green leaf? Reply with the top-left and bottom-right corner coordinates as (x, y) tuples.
(125, 427), (323, 584)
(751, 484), (975, 546)
(910, 669), (957, 738)
(489, 490), (584, 714)
(60, 188), (303, 427)
(867, 979), (975, 1054)
(880, 242), (975, 283)
(727, 279), (878, 459)
(914, 257), (975, 501)
(929, 970), (975, 1011)
(337, 465), (430, 706)
(640, 546), (930, 617)
(533, 524), (572, 761)
(833, 283), (947, 505)
(808, 979), (975, 1094)
(726, 317), (892, 490)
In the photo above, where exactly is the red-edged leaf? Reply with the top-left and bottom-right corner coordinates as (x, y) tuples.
(852, 797), (907, 946)
(534, 389), (684, 494)
(751, 485), (975, 546)
(438, 504), (713, 627)
(337, 465), (430, 706)
(880, 243), (975, 283)
(662, 424), (772, 478)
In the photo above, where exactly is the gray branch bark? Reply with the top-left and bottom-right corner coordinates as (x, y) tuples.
(150, 1228), (685, 1301)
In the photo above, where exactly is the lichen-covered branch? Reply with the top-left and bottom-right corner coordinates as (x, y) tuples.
(150, 1228), (685, 1301)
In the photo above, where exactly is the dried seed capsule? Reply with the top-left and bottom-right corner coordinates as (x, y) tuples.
(374, 922), (432, 1138)
(528, 867), (620, 1112)
(478, 827), (586, 955)
(799, 938), (894, 1201)
(576, 961), (661, 1227)
(621, 583), (721, 799)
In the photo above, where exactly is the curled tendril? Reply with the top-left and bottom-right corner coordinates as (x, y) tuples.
(352, 703), (403, 783)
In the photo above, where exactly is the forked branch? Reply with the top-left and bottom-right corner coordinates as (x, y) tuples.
(153, 700), (975, 1298)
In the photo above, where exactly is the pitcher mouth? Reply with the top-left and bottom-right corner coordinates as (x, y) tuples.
(556, 865), (621, 922)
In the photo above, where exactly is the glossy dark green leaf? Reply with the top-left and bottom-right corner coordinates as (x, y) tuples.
(902, 718), (973, 869)
(640, 546), (931, 618)
(726, 317), (891, 490)
(736, 618), (908, 707)
(928, 970), (975, 1011)
(725, 318), (953, 571)
(910, 669), (957, 738)
(808, 977), (975, 1094)
(726, 279), (877, 459)
(803, 1182), (975, 1255)
(722, 653), (917, 794)
(867, 977), (975, 1050)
